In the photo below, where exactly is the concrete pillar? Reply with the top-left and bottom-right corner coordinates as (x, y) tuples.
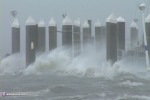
(130, 21), (138, 47)
(101, 26), (107, 39)
(106, 14), (117, 64)
(49, 17), (57, 51)
(95, 20), (101, 51)
(89, 35), (95, 48)
(73, 18), (81, 57)
(82, 20), (90, 47)
(12, 18), (20, 54)
(88, 20), (95, 49)
(25, 16), (37, 67)
(145, 14), (150, 60)
(88, 20), (92, 35)
(37, 19), (46, 55)
(117, 17), (125, 59)
(62, 16), (73, 49)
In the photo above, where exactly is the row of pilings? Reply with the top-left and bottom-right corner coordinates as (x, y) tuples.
(11, 14), (150, 67)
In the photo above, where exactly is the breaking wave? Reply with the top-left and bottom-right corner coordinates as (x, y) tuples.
(0, 53), (24, 75)
(22, 46), (123, 79)
(0, 45), (150, 79)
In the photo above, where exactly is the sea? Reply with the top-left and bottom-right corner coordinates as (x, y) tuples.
(0, 47), (150, 100)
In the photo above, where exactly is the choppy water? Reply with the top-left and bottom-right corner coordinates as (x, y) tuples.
(0, 73), (150, 100)
(0, 47), (150, 100)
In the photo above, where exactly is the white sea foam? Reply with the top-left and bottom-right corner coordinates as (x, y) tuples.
(117, 94), (150, 100)
(118, 80), (143, 87)
(22, 44), (123, 79)
(0, 53), (24, 75)
(0, 43), (149, 79)
(23, 48), (72, 75)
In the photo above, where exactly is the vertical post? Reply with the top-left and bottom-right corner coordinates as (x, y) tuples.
(130, 21), (138, 47)
(88, 20), (95, 49)
(49, 17), (57, 51)
(117, 17), (125, 59)
(62, 16), (73, 55)
(82, 20), (90, 49)
(90, 35), (95, 50)
(101, 26), (107, 41)
(106, 13), (117, 64)
(25, 16), (37, 67)
(73, 18), (81, 57)
(12, 18), (20, 54)
(88, 20), (92, 35)
(138, 3), (150, 70)
(95, 19), (101, 52)
(37, 19), (46, 55)
(144, 14), (150, 69)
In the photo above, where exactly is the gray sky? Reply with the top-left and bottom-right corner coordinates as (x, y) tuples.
(0, 0), (149, 56)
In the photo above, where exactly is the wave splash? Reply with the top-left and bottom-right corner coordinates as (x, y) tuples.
(23, 47), (122, 79)
(0, 53), (24, 75)
(0, 46), (149, 79)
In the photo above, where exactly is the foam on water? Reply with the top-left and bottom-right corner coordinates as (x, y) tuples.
(118, 80), (143, 87)
(117, 94), (150, 100)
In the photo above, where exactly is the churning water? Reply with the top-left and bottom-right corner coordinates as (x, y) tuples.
(0, 46), (150, 100)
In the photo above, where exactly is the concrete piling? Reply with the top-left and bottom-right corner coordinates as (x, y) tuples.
(37, 19), (46, 54)
(130, 21), (138, 47)
(117, 17), (125, 59)
(49, 17), (57, 51)
(62, 16), (73, 48)
(25, 16), (37, 67)
(95, 20), (101, 51)
(12, 18), (20, 54)
(73, 18), (81, 57)
(106, 14), (117, 64)
(82, 20), (90, 47)
(145, 14), (150, 60)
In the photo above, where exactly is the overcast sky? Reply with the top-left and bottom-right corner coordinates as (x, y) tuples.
(0, 0), (150, 56)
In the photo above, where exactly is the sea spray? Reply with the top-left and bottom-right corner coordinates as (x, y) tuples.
(23, 46), (122, 79)
(0, 45), (149, 79)
(116, 58), (150, 79)
(23, 48), (72, 75)
(0, 53), (24, 75)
